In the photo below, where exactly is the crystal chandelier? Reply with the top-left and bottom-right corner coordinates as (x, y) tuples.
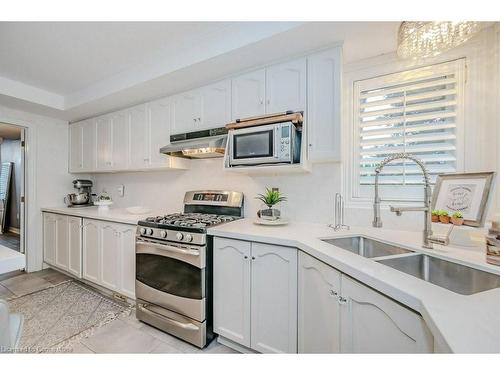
(397, 21), (480, 59)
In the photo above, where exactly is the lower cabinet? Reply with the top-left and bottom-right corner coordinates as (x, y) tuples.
(213, 237), (298, 353)
(298, 252), (433, 353)
(43, 212), (136, 299)
(82, 219), (136, 299)
(43, 213), (82, 278)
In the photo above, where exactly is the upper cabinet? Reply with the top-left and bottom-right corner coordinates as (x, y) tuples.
(231, 69), (266, 120)
(265, 58), (306, 114)
(69, 46), (342, 173)
(199, 80), (231, 130)
(69, 119), (95, 172)
(307, 47), (342, 162)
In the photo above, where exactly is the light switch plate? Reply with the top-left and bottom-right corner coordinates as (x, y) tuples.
(117, 184), (125, 197)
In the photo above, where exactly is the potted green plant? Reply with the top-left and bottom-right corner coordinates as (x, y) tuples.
(438, 210), (450, 224)
(431, 210), (440, 223)
(451, 211), (464, 226)
(256, 188), (287, 221)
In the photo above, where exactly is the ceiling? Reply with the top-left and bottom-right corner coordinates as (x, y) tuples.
(0, 123), (22, 140)
(0, 22), (400, 121)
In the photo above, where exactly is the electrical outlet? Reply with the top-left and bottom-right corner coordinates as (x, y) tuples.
(117, 184), (125, 197)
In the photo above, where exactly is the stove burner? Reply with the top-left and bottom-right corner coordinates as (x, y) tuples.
(144, 213), (237, 228)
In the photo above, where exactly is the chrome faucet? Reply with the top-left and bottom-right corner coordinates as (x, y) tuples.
(372, 152), (447, 249)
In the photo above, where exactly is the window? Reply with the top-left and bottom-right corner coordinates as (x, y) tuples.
(351, 59), (465, 201)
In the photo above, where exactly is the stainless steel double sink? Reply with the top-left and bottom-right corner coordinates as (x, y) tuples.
(322, 236), (500, 295)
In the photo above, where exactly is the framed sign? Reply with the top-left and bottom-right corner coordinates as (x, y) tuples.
(431, 172), (496, 227)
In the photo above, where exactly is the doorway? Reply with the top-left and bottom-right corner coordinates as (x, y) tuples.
(0, 123), (26, 274)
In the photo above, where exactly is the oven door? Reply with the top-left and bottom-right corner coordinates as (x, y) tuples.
(135, 239), (206, 321)
(229, 124), (283, 165)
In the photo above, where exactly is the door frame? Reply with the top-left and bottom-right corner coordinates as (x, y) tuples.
(0, 121), (29, 262)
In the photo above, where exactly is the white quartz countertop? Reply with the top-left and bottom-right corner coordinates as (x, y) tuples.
(41, 206), (157, 225)
(208, 218), (500, 353)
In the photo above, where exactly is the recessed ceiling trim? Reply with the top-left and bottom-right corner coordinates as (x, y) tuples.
(0, 76), (64, 110)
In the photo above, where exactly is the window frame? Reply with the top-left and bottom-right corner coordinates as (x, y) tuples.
(346, 59), (466, 205)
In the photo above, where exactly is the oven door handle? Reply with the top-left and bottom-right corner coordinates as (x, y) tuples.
(136, 239), (200, 257)
(137, 303), (200, 331)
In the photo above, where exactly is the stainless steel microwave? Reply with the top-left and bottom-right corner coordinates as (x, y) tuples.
(227, 121), (301, 166)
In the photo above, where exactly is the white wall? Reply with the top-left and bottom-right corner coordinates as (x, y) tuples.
(93, 160), (342, 224)
(0, 104), (70, 271)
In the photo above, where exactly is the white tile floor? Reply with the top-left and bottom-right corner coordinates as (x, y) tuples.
(0, 268), (238, 354)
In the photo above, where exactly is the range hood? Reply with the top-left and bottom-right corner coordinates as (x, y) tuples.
(160, 127), (228, 159)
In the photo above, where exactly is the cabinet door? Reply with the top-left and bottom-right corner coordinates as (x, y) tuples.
(67, 216), (82, 278)
(171, 91), (200, 134)
(69, 123), (83, 172)
(307, 47), (342, 162)
(298, 252), (341, 353)
(251, 243), (297, 353)
(213, 237), (251, 347)
(43, 213), (57, 266)
(129, 104), (150, 168)
(118, 224), (136, 298)
(99, 223), (120, 292)
(110, 111), (129, 170)
(81, 119), (96, 171)
(231, 69), (266, 120)
(265, 58), (306, 114)
(96, 116), (113, 170)
(83, 219), (100, 284)
(148, 98), (172, 168)
(340, 275), (433, 353)
(55, 214), (69, 271)
(199, 80), (231, 129)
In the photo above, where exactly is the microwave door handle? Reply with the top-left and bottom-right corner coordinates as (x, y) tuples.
(274, 125), (279, 158)
(136, 239), (200, 256)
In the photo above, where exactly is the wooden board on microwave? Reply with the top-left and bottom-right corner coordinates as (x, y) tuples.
(225, 112), (303, 130)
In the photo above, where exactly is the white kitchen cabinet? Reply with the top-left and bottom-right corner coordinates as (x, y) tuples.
(82, 218), (136, 298)
(129, 104), (150, 169)
(95, 115), (113, 170)
(265, 58), (306, 114)
(340, 275), (433, 353)
(213, 237), (251, 347)
(171, 90), (200, 134)
(67, 216), (83, 278)
(213, 237), (297, 353)
(298, 252), (341, 353)
(147, 98), (172, 168)
(199, 80), (231, 129)
(43, 213), (82, 278)
(43, 213), (57, 266)
(231, 69), (266, 120)
(110, 110), (129, 170)
(69, 119), (96, 172)
(250, 242), (297, 354)
(83, 219), (100, 284)
(307, 47), (342, 162)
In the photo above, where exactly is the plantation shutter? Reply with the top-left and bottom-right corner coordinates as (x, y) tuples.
(355, 60), (464, 187)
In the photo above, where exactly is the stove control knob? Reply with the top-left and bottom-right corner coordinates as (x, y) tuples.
(147, 228), (154, 236)
(160, 230), (167, 238)
(185, 234), (193, 242)
(140, 227), (147, 235)
(176, 232), (184, 241)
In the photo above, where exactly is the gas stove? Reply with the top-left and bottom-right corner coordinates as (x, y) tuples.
(135, 190), (244, 348)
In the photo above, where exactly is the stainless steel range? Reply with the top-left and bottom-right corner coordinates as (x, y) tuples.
(135, 190), (244, 348)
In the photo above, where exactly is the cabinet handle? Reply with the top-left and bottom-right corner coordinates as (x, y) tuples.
(251, 256), (256, 260)
(309, 143), (313, 147)
(266, 99), (270, 105)
(338, 296), (348, 305)
(329, 290), (338, 297)
(197, 117), (201, 122)
(244, 255), (248, 259)
(259, 98), (264, 105)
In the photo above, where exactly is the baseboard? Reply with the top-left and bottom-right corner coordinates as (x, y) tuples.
(217, 336), (258, 354)
(7, 227), (20, 235)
